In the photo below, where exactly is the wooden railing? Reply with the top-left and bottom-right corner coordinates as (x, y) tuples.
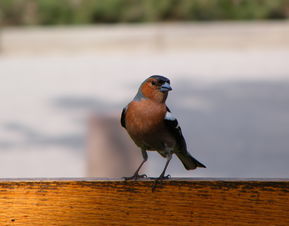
(1, 178), (289, 225)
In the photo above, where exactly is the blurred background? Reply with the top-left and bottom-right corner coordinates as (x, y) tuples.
(0, 0), (289, 178)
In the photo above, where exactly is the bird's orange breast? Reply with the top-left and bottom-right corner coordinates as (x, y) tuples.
(125, 99), (168, 148)
(126, 100), (166, 134)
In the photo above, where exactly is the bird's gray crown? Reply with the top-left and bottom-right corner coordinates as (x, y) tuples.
(149, 75), (170, 84)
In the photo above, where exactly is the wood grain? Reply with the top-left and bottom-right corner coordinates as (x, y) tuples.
(0, 178), (289, 225)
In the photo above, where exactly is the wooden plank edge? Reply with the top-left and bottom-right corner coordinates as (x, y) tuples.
(0, 177), (288, 182)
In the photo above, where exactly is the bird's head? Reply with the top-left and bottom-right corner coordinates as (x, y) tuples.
(137, 75), (172, 103)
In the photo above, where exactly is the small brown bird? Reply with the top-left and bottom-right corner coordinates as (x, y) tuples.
(121, 75), (206, 181)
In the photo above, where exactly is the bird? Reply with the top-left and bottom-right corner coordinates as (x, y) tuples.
(121, 75), (206, 182)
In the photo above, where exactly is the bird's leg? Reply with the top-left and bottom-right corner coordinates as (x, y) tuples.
(123, 149), (148, 180)
(125, 160), (147, 180)
(152, 152), (172, 191)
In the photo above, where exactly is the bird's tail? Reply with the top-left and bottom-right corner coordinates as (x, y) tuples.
(176, 152), (206, 170)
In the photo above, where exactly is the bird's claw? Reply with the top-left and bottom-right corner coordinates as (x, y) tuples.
(123, 174), (147, 181)
(162, 174), (171, 179)
(151, 174), (171, 192)
(137, 174), (147, 179)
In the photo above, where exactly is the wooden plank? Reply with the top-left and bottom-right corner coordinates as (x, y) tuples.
(0, 178), (289, 225)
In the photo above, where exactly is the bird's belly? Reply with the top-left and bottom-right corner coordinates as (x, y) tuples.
(127, 120), (175, 151)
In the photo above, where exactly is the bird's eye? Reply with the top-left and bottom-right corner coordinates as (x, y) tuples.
(151, 81), (157, 86)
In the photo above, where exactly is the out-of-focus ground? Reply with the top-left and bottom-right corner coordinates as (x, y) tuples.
(0, 22), (289, 178)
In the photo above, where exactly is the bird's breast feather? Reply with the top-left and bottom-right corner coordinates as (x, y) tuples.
(126, 100), (166, 134)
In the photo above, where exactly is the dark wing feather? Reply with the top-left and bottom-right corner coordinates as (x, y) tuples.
(164, 107), (206, 169)
(121, 107), (127, 128)
(164, 107), (187, 152)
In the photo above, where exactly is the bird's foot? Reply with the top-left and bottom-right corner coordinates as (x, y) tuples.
(123, 174), (147, 181)
(152, 174), (171, 192)
(160, 174), (171, 179)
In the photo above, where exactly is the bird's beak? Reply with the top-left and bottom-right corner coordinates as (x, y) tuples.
(160, 82), (172, 92)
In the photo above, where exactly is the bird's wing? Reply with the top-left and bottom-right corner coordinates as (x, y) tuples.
(121, 106), (127, 128)
(165, 107), (206, 169)
(164, 107), (187, 152)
